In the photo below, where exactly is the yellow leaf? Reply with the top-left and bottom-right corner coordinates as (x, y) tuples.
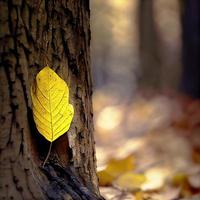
(106, 155), (135, 178)
(172, 173), (188, 187)
(115, 172), (146, 191)
(97, 155), (135, 186)
(172, 173), (191, 196)
(135, 191), (144, 200)
(98, 170), (113, 186)
(31, 66), (74, 142)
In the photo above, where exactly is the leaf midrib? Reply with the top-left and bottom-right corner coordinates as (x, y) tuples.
(48, 72), (53, 142)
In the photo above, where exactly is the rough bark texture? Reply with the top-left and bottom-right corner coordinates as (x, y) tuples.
(0, 0), (101, 199)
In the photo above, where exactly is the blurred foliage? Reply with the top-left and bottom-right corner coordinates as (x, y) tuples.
(94, 92), (200, 199)
(91, 0), (200, 199)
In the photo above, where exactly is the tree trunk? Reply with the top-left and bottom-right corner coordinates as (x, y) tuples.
(138, 0), (161, 90)
(0, 0), (102, 199)
(181, 0), (200, 98)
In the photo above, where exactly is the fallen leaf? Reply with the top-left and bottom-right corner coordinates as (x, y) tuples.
(98, 155), (135, 186)
(106, 155), (135, 176)
(115, 172), (146, 191)
(98, 170), (113, 186)
(141, 167), (170, 191)
(100, 187), (122, 199)
(172, 173), (192, 197)
(100, 186), (134, 200)
(135, 191), (143, 200)
(172, 173), (189, 188)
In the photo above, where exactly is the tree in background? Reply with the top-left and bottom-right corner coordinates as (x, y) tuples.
(138, 0), (182, 92)
(181, 0), (200, 98)
(138, 0), (161, 90)
(0, 0), (102, 199)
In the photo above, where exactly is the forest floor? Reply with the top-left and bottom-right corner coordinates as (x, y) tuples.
(93, 90), (200, 200)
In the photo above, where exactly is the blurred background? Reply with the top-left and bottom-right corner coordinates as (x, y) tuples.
(91, 0), (200, 199)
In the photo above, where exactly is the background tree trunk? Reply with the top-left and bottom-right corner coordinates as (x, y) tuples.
(181, 0), (200, 98)
(138, 0), (161, 90)
(0, 0), (102, 199)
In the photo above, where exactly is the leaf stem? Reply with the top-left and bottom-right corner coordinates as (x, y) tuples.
(42, 142), (52, 167)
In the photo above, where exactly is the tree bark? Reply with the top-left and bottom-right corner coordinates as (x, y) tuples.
(0, 0), (102, 199)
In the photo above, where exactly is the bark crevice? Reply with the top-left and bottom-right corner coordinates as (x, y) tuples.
(0, 0), (101, 199)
